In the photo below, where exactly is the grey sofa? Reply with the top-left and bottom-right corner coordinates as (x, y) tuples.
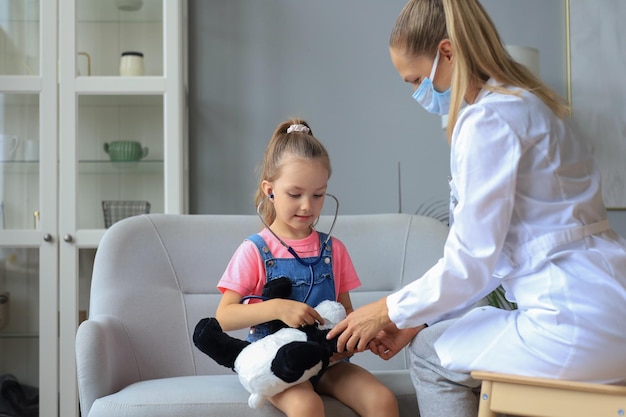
(75, 213), (448, 417)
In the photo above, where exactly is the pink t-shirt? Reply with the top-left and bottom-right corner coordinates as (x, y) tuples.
(218, 228), (361, 300)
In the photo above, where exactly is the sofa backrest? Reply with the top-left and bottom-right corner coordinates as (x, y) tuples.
(89, 213), (448, 379)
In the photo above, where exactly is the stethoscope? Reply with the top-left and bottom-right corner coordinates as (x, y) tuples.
(240, 193), (339, 304)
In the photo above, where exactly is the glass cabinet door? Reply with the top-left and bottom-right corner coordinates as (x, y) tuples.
(0, 247), (40, 414)
(0, 94), (40, 231)
(0, 1), (40, 76)
(0, 1), (58, 417)
(0, 3), (41, 231)
(77, 95), (164, 229)
(77, 0), (163, 77)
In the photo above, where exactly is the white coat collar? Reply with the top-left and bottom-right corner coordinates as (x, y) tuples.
(474, 77), (502, 103)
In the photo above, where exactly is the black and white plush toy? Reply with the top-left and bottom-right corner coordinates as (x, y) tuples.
(193, 278), (346, 408)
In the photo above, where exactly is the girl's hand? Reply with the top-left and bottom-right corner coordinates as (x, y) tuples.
(274, 299), (324, 328)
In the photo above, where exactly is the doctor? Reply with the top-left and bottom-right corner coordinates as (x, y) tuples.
(327, 1), (626, 416)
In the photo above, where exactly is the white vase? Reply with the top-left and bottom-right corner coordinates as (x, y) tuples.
(0, 135), (19, 161)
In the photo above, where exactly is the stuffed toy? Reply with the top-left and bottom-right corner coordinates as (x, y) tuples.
(193, 277), (346, 408)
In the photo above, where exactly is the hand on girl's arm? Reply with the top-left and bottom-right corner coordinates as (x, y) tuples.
(368, 323), (424, 360)
(326, 297), (392, 353)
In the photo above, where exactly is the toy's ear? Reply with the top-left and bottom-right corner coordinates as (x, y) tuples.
(193, 317), (250, 369)
(261, 277), (293, 334)
(262, 277), (292, 299)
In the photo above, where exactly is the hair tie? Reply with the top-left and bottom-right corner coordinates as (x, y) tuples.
(287, 124), (310, 134)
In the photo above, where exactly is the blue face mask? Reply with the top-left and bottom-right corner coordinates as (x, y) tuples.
(412, 50), (451, 115)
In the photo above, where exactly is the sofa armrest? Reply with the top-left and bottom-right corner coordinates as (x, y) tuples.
(76, 315), (141, 417)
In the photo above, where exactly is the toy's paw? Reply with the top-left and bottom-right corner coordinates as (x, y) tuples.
(271, 341), (326, 383)
(315, 300), (347, 329)
(193, 317), (249, 369)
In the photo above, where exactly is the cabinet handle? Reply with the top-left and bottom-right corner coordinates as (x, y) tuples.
(43, 233), (53, 242)
(63, 234), (74, 243)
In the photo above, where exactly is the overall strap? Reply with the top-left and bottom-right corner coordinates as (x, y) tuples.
(317, 232), (332, 255)
(246, 234), (274, 263)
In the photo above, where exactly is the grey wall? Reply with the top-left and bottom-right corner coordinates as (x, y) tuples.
(187, 1), (567, 216)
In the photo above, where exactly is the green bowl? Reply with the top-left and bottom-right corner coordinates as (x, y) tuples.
(104, 141), (149, 162)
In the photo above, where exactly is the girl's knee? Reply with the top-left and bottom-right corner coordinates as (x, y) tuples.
(290, 396), (324, 417)
(367, 385), (399, 417)
(270, 384), (324, 417)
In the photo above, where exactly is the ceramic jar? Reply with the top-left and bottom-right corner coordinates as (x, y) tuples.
(119, 51), (144, 76)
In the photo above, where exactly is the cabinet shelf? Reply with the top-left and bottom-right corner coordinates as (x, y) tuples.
(79, 160), (163, 174)
(75, 77), (166, 94)
(0, 78), (42, 93)
(0, 332), (39, 339)
(78, 0), (162, 23)
(0, 160), (163, 174)
(4, 262), (39, 275)
(0, 161), (39, 173)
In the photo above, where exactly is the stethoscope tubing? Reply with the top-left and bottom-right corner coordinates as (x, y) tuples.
(256, 193), (339, 266)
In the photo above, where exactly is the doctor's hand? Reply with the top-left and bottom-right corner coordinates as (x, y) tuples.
(326, 297), (391, 353)
(368, 323), (424, 360)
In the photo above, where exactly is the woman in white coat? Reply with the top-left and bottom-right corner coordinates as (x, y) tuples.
(327, 1), (626, 416)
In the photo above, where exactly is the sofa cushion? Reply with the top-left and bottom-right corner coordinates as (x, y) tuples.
(88, 372), (417, 417)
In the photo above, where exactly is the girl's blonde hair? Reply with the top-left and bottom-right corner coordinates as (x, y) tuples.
(389, 0), (569, 143)
(254, 118), (331, 225)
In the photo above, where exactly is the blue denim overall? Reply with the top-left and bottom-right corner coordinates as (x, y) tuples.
(246, 232), (335, 343)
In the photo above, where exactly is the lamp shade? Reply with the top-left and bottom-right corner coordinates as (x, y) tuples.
(505, 45), (540, 78)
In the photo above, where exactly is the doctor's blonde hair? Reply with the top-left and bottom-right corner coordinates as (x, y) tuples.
(390, 0), (569, 143)
(255, 118), (332, 226)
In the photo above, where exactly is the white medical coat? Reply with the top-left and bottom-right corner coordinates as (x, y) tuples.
(387, 80), (626, 384)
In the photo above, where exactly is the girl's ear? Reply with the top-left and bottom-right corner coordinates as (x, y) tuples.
(261, 180), (273, 198)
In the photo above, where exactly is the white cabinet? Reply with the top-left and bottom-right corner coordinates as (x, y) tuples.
(0, 1), (187, 416)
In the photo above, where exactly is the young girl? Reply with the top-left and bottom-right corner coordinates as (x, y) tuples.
(215, 118), (398, 417)
(328, 1), (626, 417)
